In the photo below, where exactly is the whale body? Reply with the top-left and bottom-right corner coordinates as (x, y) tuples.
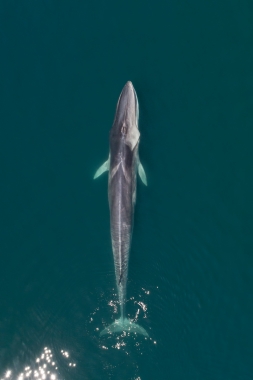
(94, 81), (148, 337)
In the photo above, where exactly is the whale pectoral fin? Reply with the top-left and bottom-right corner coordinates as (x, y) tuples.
(138, 162), (147, 186)
(94, 158), (109, 179)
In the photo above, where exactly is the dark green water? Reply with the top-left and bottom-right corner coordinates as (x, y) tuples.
(1, 1), (253, 379)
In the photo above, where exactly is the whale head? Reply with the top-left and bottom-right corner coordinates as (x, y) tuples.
(111, 81), (140, 151)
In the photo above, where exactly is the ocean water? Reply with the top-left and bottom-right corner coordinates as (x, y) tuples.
(0, 1), (253, 379)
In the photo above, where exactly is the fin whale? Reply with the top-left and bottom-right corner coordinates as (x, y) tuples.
(94, 81), (148, 337)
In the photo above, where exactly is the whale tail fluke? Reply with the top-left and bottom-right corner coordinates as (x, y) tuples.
(100, 318), (149, 337)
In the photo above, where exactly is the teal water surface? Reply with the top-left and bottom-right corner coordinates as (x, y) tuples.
(0, 1), (253, 379)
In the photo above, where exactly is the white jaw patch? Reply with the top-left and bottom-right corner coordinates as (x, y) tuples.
(125, 125), (140, 151)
